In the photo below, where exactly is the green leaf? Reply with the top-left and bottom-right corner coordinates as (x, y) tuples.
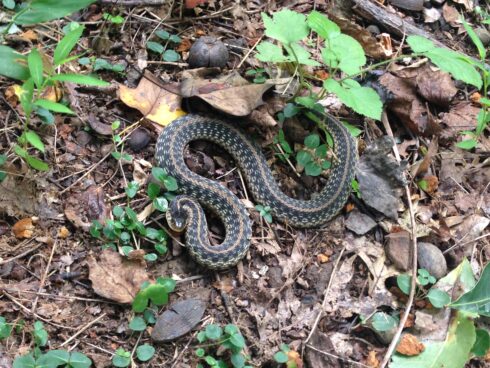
(283, 103), (299, 118)
(371, 312), (398, 332)
(471, 329), (490, 357)
(33, 321), (48, 346)
(390, 312), (475, 368)
(68, 352), (92, 368)
(147, 41), (164, 54)
(262, 9), (309, 44)
(2, 0), (15, 9)
(323, 79), (382, 120)
(0, 46), (29, 80)
(195, 348), (205, 357)
(307, 11), (340, 39)
(129, 316), (147, 331)
(284, 42), (320, 66)
(26, 155), (49, 171)
(163, 50), (180, 62)
(153, 197), (169, 212)
(342, 121), (362, 137)
(12, 353), (35, 368)
(125, 181), (139, 198)
(156, 277), (176, 293)
(163, 176), (178, 191)
(147, 182), (160, 200)
(427, 289), (451, 308)
(305, 162), (322, 176)
(144, 253), (158, 261)
(205, 324), (223, 340)
(20, 79), (34, 116)
(397, 274), (411, 295)
(112, 348), (131, 368)
(34, 106), (55, 125)
(324, 34), (366, 74)
(456, 139), (477, 150)
(450, 262), (490, 316)
(0, 317), (12, 339)
(256, 41), (290, 63)
(462, 19), (486, 60)
(136, 344), (155, 362)
(296, 151), (312, 167)
(34, 99), (74, 114)
(169, 35), (182, 44)
(304, 134), (320, 149)
(15, 0), (96, 25)
(27, 49), (44, 89)
(231, 353), (246, 368)
(274, 351), (289, 363)
(230, 333), (246, 349)
(50, 73), (109, 86)
(406, 35), (436, 53)
(155, 30), (170, 40)
(53, 25), (85, 66)
(25, 130), (45, 152)
(43, 350), (70, 365)
(426, 48), (482, 88)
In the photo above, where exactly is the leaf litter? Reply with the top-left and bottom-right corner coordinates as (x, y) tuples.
(0, 1), (489, 368)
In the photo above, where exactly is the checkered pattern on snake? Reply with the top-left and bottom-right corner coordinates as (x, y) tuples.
(155, 114), (356, 269)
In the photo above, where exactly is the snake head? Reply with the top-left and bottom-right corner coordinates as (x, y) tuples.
(166, 196), (190, 232)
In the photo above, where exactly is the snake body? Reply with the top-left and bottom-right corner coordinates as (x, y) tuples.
(155, 114), (356, 269)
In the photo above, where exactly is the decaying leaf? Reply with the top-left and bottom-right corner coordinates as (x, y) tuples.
(180, 68), (274, 116)
(12, 218), (35, 239)
(119, 70), (186, 126)
(87, 249), (150, 304)
(396, 334), (425, 356)
(379, 70), (441, 137)
(329, 12), (393, 58)
(441, 102), (479, 140)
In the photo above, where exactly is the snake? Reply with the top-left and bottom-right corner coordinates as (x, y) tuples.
(155, 114), (356, 269)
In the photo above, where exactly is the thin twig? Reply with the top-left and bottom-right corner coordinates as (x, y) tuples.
(0, 240), (40, 265)
(379, 111), (418, 368)
(59, 313), (107, 347)
(32, 238), (58, 314)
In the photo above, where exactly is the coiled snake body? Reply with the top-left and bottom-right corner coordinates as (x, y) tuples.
(156, 114), (356, 269)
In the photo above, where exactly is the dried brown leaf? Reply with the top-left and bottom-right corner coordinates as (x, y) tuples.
(12, 218), (34, 239)
(87, 249), (150, 304)
(396, 333), (425, 356)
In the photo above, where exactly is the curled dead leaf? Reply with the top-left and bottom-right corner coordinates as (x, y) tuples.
(12, 218), (35, 239)
(396, 333), (425, 356)
(181, 69), (273, 116)
(119, 70), (186, 126)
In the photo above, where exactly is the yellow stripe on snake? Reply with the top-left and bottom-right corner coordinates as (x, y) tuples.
(156, 114), (356, 269)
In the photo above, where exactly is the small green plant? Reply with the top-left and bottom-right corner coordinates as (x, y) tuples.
(110, 120), (133, 162)
(112, 348), (131, 368)
(256, 9), (488, 148)
(78, 56), (126, 74)
(12, 321), (92, 368)
(0, 154), (7, 183)
(195, 324), (252, 368)
(272, 129), (293, 162)
(245, 68), (267, 83)
(390, 260), (490, 367)
(0, 25), (109, 173)
(103, 12), (125, 24)
(351, 179), (361, 199)
(396, 268), (451, 308)
(255, 204), (272, 223)
(0, 316), (13, 339)
(147, 29), (182, 62)
(454, 19), (489, 150)
(296, 133), (331, 176)
(273, 344), (302, 368)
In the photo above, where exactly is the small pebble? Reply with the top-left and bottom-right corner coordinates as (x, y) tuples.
(128, 127), (151, 152)
(366, 25), (381, 35)
(475, 27), (490, 46)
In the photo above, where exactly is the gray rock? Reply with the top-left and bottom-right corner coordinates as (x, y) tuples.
(188, 36), (229, 68)
(390, 0), (424, 11)
(346, 210), (377, 235)
(418, 242), (447, 279)
(475, 27), (490, 46)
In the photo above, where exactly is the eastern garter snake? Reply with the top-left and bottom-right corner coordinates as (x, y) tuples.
(155, 114), (356, 269)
